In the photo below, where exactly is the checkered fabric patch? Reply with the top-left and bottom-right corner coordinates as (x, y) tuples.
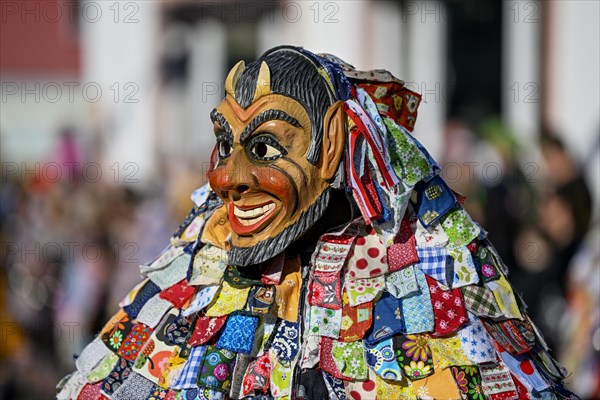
(172, 345), (206, 389)
(461, 285), (502, 318)
(416, 246), (449, 286)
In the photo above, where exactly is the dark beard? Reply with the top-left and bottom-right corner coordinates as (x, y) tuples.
(228, 188), (332, 266)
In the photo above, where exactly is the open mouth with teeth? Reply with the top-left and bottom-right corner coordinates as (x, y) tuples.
(228, 200), (278, 235)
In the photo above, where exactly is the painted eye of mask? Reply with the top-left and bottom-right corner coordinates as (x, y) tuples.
(216, 130), (233, 159)
(246, 135), (287, 161)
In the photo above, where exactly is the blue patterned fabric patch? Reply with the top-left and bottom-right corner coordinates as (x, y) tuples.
(365, 291), (404, 345)
(123, 281), (161, 319)
(365, 338), (403, 381)
(400, 268), (435, 334)
(271, 320), (300, 362)
(416, 246), (450, 286)
(412, 175), (453, 228)
(172, 345), (206, 389)
(215, 313), (259, 354)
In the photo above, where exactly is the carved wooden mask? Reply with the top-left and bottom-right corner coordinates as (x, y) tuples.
(203, 47), (347, 266)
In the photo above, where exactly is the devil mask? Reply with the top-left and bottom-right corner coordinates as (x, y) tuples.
(203, 47), (350, 266)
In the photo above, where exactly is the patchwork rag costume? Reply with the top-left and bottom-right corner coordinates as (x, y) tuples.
(57, 46), (577, 400)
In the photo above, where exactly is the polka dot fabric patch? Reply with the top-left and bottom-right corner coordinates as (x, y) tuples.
(346, 225), (389, 278)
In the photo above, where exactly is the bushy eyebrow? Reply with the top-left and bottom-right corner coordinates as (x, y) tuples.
(210, 109), (233, 138)
(240, 110), (302, 143)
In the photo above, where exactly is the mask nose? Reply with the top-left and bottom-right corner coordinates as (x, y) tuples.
(208, 149), (255, 202)
(228, 185), (250, 201)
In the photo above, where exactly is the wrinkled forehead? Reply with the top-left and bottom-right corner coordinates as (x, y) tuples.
(213, 94), (312, 135)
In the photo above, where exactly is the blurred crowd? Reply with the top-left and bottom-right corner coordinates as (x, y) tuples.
(0, 131), (202, 399)
(1, 121), (598, 398)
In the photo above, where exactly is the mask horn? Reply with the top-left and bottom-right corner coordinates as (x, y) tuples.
(225, 60), (245, 97)
(253, 61), (271, 101)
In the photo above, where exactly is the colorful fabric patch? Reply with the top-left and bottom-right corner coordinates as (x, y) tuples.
(187, 315), (226, 346)
(77, 337), (111, 374)
(482, 319), (533, 356)
(77, 382), (102, 400)
(271, 320), (300, 362)
(412, 175), (457, 228)
(274, 256), (302, 322)
(441, 206), (481, 249)
(197, 346), (235, 391)
(387, 214), (419, 271)
(320, 337), (345, 379)
(164, 315), (193, 346)
(247, 286), (276, 314)
(147, 384), (171, 400)
(205, 281), (250, 317)
(414, 219), (449, 248)
(241, 352), (271, 397)
(400, 268), (435, 334)
(393, 334), (435, 381)
(124, 281), (161, 319)
(309, 271), (342, 310)
(461, 284), (503, 318)
(450, 246), (480, 288)
(308, 305), (342, 338)
(182, 285), (220, 317)
(386, 265), (420, 299)
(384, 116), (433, 186)
(321, 369), (347, 400)
(313, 222), (360, 273)
(159, 280), (196, 308)
(215, 313), (259, 354)
(472, 243), (501, 282)
(223, 265), (263, 287)
(409, 367), (462, 399)
(365, 291), (404, 345)
(427, 334), (473, 369)
(140, 245), (185, 277)
(178, 388), (225, 400)
(457, 316), (497, 365)
(228, 354), (249, 399)
(133, 310), (179, 384)
(417, 246), (450, 286)
(427, 276), (468, 337)
(345, 275), (384, 306)
(339, 297), (372, 342)
(375, 374), (415, 399)
(332, 340), (368, 380)
(269, 353), (293, 398)
(497, 347), (549, 392)
(147, 253), (191, 290)
(346, 225), (389, 278)
(480, 362), (518, 397)
(485, 274), (523, 320)
(101, 357), (133, 396)
(365, 338), (403, 381)
(111, 371), (154, 400)
(118, 323), (153, 361)
(451, 366), (485, 399)
(135, 295), (173, 329)
(87, 352), (119, 383)
(102, 313), (134, 352)
(188, 245), (228, 286)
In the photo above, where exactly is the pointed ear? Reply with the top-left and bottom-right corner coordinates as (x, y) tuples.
(320, 101), (346, 181)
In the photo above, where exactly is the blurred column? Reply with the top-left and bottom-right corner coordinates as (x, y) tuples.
(404, 0), (447, 159)
(502, 0), (541, 154)
(81, 0), (160, 184)
(545, 0), (600, 208)
(185, 20), (226, 170)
